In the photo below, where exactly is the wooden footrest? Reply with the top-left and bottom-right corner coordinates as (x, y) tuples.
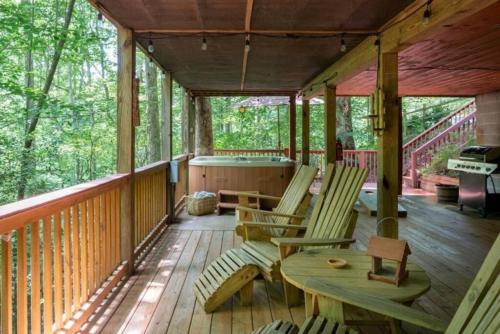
(194, 248), (260, 313)
(252, 317), (358, 334)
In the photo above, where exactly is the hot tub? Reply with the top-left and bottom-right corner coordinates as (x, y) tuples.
(189, 156), (295, 207)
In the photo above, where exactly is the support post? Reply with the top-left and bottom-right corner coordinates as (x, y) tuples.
(161, 72), (174, 224)
(376, 52), (400, 239)
(181, 88), (189, 154)
(289, 96), (297, 161)
(188, 96), (196, 154)
(117, 26), (136, 273)
(325, 86), (337, 165)
(161, 72), (173, 161)
(302, 99), (310, 165)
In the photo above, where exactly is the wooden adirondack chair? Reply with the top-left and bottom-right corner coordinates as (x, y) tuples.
(252, 316), (358, 334)
(254, 234), (500, 334)
(194, 164), (368, 312)
(234, 164), (318, 239)
(240, 164), (368, 282)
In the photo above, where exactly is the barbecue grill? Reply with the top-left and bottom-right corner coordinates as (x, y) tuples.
(448, 146), (500, 217)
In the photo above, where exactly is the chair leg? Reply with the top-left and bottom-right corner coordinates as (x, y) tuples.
(239, 280), (253, 305)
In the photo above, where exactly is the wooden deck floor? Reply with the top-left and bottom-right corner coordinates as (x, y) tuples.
(99, 196), (499, 334)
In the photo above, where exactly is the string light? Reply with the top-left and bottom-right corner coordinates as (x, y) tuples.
(340, 37), (347, 52)
(148, 39), (155, 54)
(201, 37), (207, 51)
(423, 0), (432, 25)
(245, 37), (251, 52)
(97, 12), (103, 21)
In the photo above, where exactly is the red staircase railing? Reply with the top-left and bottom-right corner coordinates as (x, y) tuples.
(402, 101), (476, 176)
(409, 111), (476, 187)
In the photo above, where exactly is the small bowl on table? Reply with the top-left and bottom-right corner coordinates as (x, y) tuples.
(327, 258), (347, 269)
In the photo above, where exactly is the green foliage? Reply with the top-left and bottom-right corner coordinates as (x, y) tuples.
(421, 144), (461, 177)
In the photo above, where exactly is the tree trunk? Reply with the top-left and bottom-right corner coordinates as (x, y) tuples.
(17, 0), (76, 199)
(337, 97), (356, 149)
(195, 97), (214, 156)
(145, 60), (161, 162)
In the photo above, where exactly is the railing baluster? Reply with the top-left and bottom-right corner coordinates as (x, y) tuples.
(31, 223), (41, 333)
(17, 227), (28, 334)
(43, 216), (53, 334)
(88, 198), (95, 294)
(63, 208), (72, 319)
(72, 205), (81, 310)
(80, 202), (88, 303)
(54, 213), (63, 328)
(1, 235), (13, 334)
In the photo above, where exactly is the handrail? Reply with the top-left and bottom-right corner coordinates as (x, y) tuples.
(0, 173), (129, 234)
(135, 160), (169, 176)
(409, 111), (476, 187)
(412, 112), (476, 156)
(403, 101), (475, 150)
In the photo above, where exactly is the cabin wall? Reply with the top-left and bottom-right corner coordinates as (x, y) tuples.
(475, 91), (500, 146)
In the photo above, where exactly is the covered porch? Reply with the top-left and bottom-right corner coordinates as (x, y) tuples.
(1, 0), (500, 333)
(99, 197), (498, 334)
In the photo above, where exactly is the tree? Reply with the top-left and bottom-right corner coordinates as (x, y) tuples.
(17, 0), (76, 199)
(195, 97), (214, 156)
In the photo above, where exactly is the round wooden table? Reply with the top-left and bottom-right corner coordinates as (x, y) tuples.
(281, 248), (431, 322)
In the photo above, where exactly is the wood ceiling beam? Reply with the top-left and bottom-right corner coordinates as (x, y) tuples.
(191, 90), (297, 97)
(134, 28), (375, 35)
(302, 0), (498, 99)
(240, 0), (254, 90)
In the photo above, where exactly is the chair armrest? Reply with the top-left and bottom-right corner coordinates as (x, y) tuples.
(270, 238), (355, 247)
(236, 192), (282, 201)
(236, 206), (305, 220)
(239, 222), (307, 230)
(304, 279), (448, 333)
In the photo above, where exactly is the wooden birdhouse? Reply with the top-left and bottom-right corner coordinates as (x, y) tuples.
(367, 236), (411, 286)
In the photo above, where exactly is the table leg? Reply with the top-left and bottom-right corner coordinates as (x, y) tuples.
(318, 295), (345, 323)
(283, 280), (302, 307)
(304, 293), (319, 317)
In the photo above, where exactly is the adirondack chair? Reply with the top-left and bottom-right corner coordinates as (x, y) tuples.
(253, 234), (500, 334)
(194, 164), (368, 312)
(234, 164), (318, 239)
(252, 317), (358, 334)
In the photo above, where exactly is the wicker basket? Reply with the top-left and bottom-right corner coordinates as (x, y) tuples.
(187, 195), (216, 216)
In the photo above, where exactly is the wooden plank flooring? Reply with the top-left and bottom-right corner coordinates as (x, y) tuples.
(100, 196), (499, 334)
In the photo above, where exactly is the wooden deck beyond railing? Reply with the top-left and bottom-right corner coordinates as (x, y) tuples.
(0, 154), (190, 334)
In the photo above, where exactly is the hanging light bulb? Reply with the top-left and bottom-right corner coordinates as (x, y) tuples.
(148, 39), (155, 54)
(245, 38), (251, 53)
(201, 37), (207, 51)
(97, 12), (103, 21)
(340, 37), (347, 53)
(423, 0), (432, 25)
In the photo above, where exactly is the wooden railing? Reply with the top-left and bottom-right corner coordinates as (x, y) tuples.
(402, 101), (476, 175)
(134, 161), (169, 259)
(409, 111), (476, 187)
(0, 153), (192, 333)
(214, 148), (377, 183)
(0, 174), (129, 334)
(214, 148), (284, 156)
(174, 154), (190, 213)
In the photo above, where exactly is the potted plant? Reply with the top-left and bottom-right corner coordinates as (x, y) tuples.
(420, 143), (460, 201)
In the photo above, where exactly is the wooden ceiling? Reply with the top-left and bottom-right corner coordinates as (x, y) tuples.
(94, 0), (500, 96)
(337, 1), (500, 96)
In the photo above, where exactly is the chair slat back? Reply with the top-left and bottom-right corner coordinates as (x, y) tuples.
(272, 164), (318, 225)
(305, 165), (368, 242)
(447, 235), (500, 333)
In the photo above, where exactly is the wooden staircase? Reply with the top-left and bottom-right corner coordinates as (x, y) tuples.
(402, 101), (477, 188)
